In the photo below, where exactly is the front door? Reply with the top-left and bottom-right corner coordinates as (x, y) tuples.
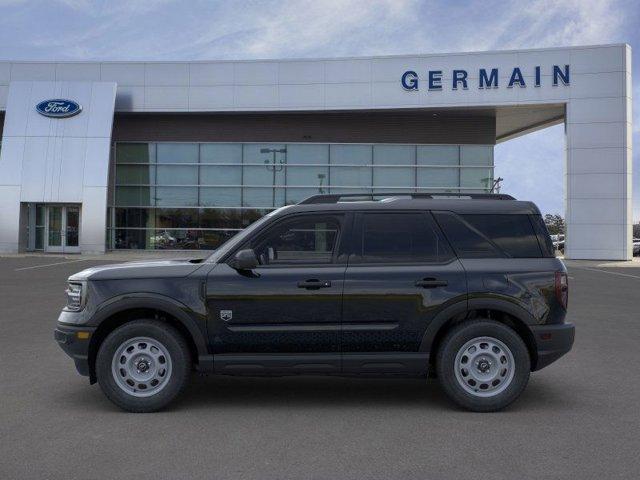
(45, 205), (81, 253)
(206, 213), (347, 374)
(341, 211), (467, 374)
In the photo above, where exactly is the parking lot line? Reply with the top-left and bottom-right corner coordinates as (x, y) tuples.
(14, 259), (90, 271)
(574, 266), (640, 280)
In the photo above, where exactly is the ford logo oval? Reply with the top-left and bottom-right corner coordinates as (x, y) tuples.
(35, 99), (82, 118)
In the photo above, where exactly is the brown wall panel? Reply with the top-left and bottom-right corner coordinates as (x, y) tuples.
(112, 111), (496, 145)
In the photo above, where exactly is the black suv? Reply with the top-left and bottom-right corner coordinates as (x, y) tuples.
(55, 193), (574, 412)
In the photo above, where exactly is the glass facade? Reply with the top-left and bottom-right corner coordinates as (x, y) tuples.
(110, 142), (494, 250)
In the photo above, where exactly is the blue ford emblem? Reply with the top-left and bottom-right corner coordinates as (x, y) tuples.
(36, 99), (82, 118)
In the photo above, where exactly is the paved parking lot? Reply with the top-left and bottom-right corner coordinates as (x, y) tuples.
(1, 255), (639, 479)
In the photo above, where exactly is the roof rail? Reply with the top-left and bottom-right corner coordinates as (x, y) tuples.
(298, 192), (515, 204)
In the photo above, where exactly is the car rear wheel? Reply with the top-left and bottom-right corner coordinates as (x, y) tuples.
(96, 320), (191, 412)
(436, 319), (530, 412)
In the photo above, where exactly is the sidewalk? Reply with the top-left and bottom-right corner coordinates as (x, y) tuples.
(563, 257), (640, 268)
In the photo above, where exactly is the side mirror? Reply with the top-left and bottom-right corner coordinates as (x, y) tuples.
(230, 249), (258, 271)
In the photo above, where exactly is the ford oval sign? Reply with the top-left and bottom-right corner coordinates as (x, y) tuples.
(35, 99), (82, 118)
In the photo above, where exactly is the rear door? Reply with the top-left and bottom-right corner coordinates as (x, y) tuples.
(341, 211), (467, 374)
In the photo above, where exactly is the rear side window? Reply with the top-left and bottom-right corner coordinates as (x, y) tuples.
(434, 212), (544, 258)
(355, 212), (453, 263)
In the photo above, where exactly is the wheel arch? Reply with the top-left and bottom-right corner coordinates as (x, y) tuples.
(420, 298), (539, 371)
(87, 295), (209, 383)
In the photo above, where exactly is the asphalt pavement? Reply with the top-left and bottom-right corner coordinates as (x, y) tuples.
(1, 255), (639, 479)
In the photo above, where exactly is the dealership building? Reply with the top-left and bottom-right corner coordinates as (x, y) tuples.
(0, 44), (633, 259)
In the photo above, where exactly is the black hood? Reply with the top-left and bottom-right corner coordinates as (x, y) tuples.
(68, 259), (206, 281)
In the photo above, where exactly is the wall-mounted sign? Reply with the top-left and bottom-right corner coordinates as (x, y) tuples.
(401, 65), (570, 91)
(35, 99), (82, 118)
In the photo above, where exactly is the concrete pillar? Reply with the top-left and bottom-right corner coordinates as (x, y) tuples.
(564, 44), (632, 260)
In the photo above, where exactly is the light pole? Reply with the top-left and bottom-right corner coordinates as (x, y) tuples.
(318, 173), (326, 194)
(481, 176), (503, 193)
(261, 148), (287, 207)
(491, 177), (504, 193)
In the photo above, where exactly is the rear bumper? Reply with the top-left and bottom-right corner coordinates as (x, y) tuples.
(531, 322), (575, 371)
(54, 324), (96, 377)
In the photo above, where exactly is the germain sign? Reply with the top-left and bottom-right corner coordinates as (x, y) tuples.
(35, 99), (82, 118)
(401, 65), (570, 91)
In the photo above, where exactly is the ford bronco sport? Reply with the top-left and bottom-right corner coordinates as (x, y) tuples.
(55, 193), (574, 412)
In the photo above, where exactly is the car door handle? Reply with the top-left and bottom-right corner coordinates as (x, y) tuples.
(415, 278), (448, 288)
(297, 279), (332, 289)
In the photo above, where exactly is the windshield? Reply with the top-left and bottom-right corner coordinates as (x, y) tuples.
(205, 206), (292, 263)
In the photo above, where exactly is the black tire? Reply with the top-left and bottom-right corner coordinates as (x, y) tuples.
(436, 319), (530, 412)
(96, 320), (192, 413)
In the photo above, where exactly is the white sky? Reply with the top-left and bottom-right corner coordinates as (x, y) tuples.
(0, 0), (637, 218)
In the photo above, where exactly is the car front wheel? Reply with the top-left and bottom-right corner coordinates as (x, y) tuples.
(96, 320), (191, 412)
(436, 319), (530, 412)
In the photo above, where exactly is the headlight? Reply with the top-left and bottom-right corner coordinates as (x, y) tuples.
(65, 282), (86, 311)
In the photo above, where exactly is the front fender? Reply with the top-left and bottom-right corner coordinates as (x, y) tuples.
(89, 293), (209, 357)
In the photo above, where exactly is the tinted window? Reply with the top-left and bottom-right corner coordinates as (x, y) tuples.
(530, 214), (555, 257)
(251, 216), (341, 265)
(462, 215), (542, 258)
(357, 213), (453, 263)
(433, 212), (502, 258)
(434, 212), (543, 258)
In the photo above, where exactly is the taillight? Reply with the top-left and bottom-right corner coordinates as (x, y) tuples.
(555, 271), (568, 310)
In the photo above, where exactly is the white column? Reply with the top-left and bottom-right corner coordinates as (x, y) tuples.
(565, 45), (632, 260)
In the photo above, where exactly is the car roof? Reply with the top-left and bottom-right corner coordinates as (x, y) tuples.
(273, 193), (541, 216)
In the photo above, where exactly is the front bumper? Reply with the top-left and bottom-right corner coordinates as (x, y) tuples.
(530, 322), (575, 371)
(54, 324), (96, 377)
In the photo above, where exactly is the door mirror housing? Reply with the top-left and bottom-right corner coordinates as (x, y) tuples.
(230, 249), (258, 271)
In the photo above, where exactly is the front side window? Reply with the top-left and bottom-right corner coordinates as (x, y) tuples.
(250, 215), (341, 265)
(356, 212), (453, 263)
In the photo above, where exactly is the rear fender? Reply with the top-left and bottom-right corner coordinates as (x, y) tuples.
(419, 297), (537, 352)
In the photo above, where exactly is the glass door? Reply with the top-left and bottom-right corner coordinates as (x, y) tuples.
(46, 206), (64, 253)
(64, 206), (81, 253)
(45, 205), (81, 253)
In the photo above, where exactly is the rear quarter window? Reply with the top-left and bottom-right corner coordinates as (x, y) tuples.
(433, 212), (544, 258)
(461, 214), (543, 258)
(529, 214), (556, 257)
